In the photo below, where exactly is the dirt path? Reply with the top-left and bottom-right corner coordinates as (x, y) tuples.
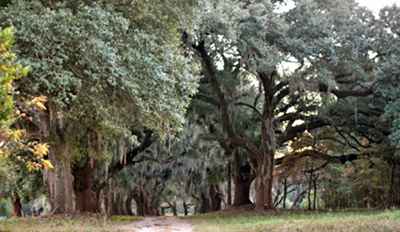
(120, 217), (193, 232)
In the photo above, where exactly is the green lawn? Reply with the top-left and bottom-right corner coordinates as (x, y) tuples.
(0, 215), (142, 232)
(188, 210), (400, 232)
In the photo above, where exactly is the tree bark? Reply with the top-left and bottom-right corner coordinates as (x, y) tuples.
(183, 201), (189, 216)
(111, 192), (120, 215)
(233, 151), (253, 206)
(233, 175), (252, 206)
(44, 103), (75, 215)
(47, 142), (75, 214)
(258, 73), (276, 210)
(390, 160), (400, 207)
(227, 161), (232, 206)
(313, 177), (317, 210)
(74, 159), (100, 213)
(133, 187), (159, 216)
(254, 153), (274, 210)
(209, 184), (222, 211)
(125, 194), (134, 215)
(283, 178), (287, 209)
(171, 202), (178, 216)
(198, 191), (210, 214)
(308, 174), (312, 210)
(12, 192), (22, 217)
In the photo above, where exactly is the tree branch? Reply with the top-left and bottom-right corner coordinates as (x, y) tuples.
(108, 130), (154, 176)
(278, 117), (330, 145)
(235, 102), (262, 119)
(275, 150), (359, 166)
(318, 82), (375, 98)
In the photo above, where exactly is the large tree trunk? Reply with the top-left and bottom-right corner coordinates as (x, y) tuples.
(255, 72), (276, 211)
(125, 194), (134, 215)
(307, 172), (312, 211)
(170, 201), (178, 216)
(254, 153), (274, 210)
(198, 191), (210, 214)
(112, 192), (129, 215)
(390, 160), (400, 207)
(313, 176), (318, 210)
(74, 159), (100, 213)
(233, 176), (252, 206)
(47, 142), (75, 214)
(227, 161), (232, 206)
(104, 180), (114, 216)
(133, 187), (159, 216)
(12, 192), (22, 217)
(183, 201), (189, 216)
(209, 184), (222, 211)
(233, 152), (253, 206)
(45, 103), (75, 214)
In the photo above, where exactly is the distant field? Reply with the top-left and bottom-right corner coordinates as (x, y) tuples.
(188, 210), (400, 232)
(0, 215), (141, 232)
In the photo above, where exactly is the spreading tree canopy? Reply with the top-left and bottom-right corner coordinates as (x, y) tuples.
(186, 0), (388, 209)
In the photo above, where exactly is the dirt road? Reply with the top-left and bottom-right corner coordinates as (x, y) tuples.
(120, 217), (193, 232)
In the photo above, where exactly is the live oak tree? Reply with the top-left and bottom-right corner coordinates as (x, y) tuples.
(375, 6), (400, 148)
(107, 120), (227, 215)
(191, 76), (256, 206)
(372, 5), (400, 206)
(0, 1), (198, 214)
(186, 0), (381, 210)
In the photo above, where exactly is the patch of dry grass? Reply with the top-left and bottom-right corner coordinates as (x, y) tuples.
(188, 210), (400, 232)
(0, 215), (142, 232)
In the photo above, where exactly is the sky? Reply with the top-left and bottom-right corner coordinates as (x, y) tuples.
(357, 0), (399, 14)
(277, 0), (399, 15)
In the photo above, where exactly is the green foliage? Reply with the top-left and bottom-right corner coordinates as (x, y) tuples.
(320, 160), (391, 209)
(0, 0), (10, 8)
(196, 0), (373, 76)
(0, 156), (45, 202)
(374, 6), (400, 148)
(0, 1), (198, 136)
(0, 26), (51, 171)
(0, 27), (28, 130)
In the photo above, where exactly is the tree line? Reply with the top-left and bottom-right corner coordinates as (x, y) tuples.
(0, 0), (399, 216)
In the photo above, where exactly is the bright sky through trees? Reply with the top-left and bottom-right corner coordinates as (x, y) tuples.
(358, 0), (399, 14)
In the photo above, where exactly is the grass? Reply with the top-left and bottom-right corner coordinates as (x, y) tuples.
(188, 209), (400, 232)
(0, 215), (142, 232)
(1, 210), (400, 232)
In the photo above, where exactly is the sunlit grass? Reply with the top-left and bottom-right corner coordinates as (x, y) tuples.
(188, 210), (400, 232)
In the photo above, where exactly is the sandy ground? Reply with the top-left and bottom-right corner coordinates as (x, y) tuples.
(120, 217), (193, 232)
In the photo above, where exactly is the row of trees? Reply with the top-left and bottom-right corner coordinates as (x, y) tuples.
(0, 0), (399, 216)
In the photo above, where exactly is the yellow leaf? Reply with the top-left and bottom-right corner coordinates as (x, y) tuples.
(42, 159), (54, 170)
(26, 162), (37, 172)
(0, 148), (7, 158)
(8, 129), (25, 142)
(30, 96), (48, 111)
(33, 143), (49, 158)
